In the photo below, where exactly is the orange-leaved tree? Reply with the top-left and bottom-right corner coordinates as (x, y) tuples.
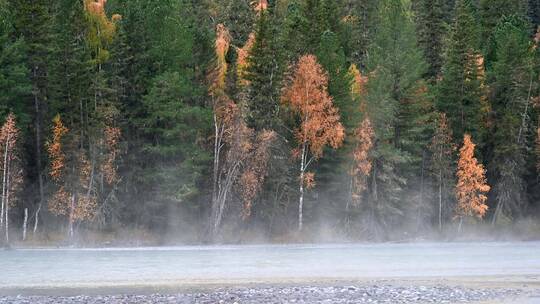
(0, 113), (23, 244)
(238, 130), (276, 219)
(47, 115), (98, 238)
(251, 0), (268, 13)
(350, 117), (375, 208)
(282, 54), (345, 231)
(455, 134), (490, 229)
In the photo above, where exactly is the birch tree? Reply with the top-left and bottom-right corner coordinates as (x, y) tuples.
(0, 113), (22, 245)
(282, 54), (345, 231)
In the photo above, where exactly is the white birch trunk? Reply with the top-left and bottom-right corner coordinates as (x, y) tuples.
(22, 208), (28, 241)
(298, 143), (306, 231)
(0, 135), (9, 227)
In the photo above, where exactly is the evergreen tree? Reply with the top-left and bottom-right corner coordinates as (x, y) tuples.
(141, 72), (212, 212)
(0, 6), (31, 125)
(363, 0), (430, 236)
(488, 16), (533, 224)
(480, 0), (528, 46)
(437, 0), (487, 144)
(530, 0), (540, 29)
(8, 0), (53, 231)
(479, 0), (528, 66)
(414, 0), (448, 80)
(244, 8), (282, 131)
(49, 0), (91, 134)
(341, 0), (379, 65)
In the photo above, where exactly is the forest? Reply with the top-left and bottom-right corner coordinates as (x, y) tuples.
(0, 0), (539, 245)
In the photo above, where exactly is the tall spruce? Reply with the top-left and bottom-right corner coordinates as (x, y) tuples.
(437, 0), (487, 144)
(488, 16), (533, 224)
(363, 0), (429, 237)
(414, 0), (448, 80)
(245, 8), (282, 131)
(8, 0), (52, 233)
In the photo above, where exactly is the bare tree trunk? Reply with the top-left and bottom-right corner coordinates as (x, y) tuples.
(298, 143), (306, 231)
(491, 201), (502, 226)
(458, 217), (463, 235)
(69, 193), (75, 240)
(1, 135), (9, 227)
(209, 113), (223, 239)
(517, 72), (534, 145)
(33, 204), (41, 235)
(23, 208), (28, 241)
(418, 151), (426, 228)
(4, 155), (10, 245)
(34, 70), (45, 236)
(438, 170), (443, 232)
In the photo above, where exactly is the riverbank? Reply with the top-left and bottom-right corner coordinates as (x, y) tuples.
(0, 279), (536, 304)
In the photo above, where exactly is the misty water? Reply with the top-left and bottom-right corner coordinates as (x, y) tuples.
(1, 242), (539, 289)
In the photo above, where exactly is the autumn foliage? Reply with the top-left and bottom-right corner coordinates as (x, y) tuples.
(236, 32), (256, 86)
(455, 134), (490, 219)
(239, 130), (276, 219)
(210, 24), (231, 97)
(348, 64), (368, 102)
(84, 0), (121, 64)
(282, 55), (345, 159)
(0, 113), (23, 238)
(251, 0), (268, 13)
(48, 115), (69, 183)
(350, 117), (375, 205)
(282, 54), (345, 230)
(101, 126), (121, 185)
(47, 116), (98, 236)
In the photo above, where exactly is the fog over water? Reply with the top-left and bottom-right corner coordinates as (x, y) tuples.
(1, 242), (539, 289)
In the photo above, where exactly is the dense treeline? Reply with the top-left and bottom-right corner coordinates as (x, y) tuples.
(0, 0), (539, 244)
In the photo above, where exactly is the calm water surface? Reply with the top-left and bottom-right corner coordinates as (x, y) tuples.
(1, 242), (539, 288)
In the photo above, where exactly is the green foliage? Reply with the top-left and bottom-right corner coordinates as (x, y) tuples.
(437, 0), (486, 143)
(0, 16), (31, 125)
(141, 71), (212, 203)
(414, 0), (449, 79)
(362, 0), (430, 233)
(488, 15), (533, 221)
(245, 9), (283, 131)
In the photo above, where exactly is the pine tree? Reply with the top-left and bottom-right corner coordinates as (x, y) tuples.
(479, 0), (528, 66)
(49, 0), (92, 137)
(480, 0), (528, 46)
(488, 16), (533, 224)
(141, 71), (212, 208)
(437, 0), (487, 144)
(414, 0), (448, 79)
(361, 0), (430, 235)
(244, 8), (283, 131)
(341, 0), (379, 64)
(530, 0), (540, 29)
(0, 6), (31, 125)
(8, 0), (52, 232)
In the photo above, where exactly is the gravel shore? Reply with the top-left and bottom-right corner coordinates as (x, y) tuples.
(0, 284), (525, 304)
